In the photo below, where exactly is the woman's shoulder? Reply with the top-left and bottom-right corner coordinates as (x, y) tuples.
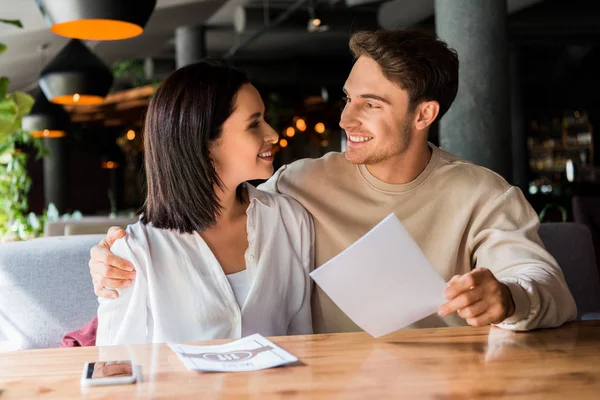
(111, 220), (184, 259)
(247, 184), (312, 225)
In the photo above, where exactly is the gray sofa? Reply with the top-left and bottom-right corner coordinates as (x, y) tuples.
(1, 224), (599, 351)
(0, 235), (103, 351)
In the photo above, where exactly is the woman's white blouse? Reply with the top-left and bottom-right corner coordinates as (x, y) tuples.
(226, 269), (251, 308)
(96, 185), (314, 346)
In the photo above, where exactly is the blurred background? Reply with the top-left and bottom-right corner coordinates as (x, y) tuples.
(1, 0), (600, 239)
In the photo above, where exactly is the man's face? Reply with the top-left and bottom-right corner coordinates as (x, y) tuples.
(340, 56), (414, 165)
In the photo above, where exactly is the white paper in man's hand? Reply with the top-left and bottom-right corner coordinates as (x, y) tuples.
(310, 213), (447, 337)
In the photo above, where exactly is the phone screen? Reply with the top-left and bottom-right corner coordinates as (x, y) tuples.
(86, 361), (134, 380)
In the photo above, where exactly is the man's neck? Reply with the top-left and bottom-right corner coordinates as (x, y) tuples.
(365, 141), (432, 184)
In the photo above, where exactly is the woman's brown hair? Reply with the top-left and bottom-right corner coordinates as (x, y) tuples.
(140, 60), (249, 233)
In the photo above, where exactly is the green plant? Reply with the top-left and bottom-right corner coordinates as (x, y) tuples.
(0, 19), (22, 55)
(0, 19), (47, 241)
(112, 59), (149, 87)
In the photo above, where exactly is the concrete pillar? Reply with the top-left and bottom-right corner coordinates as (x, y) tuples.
(510, 48), (529, 190)
(175, 26), (206, 69)
(435, 0), (512, 179)
(43, 138), (67, 213)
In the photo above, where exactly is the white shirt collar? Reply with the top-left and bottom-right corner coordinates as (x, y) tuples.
(245, 183), (271, 208)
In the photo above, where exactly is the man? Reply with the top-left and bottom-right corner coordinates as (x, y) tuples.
(89, 29), (576, 334)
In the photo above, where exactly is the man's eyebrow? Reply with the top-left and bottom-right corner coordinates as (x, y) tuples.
(359, 94), (391, 105)
(342, 88), (391, 105)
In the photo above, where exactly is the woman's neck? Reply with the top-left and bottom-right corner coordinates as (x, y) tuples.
(213, 184), (248, 227)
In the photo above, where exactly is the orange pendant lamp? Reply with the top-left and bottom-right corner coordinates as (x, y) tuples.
(40, 40), (113, 106)
(36, 0), (157, 41)
(22, 92), (70, 138)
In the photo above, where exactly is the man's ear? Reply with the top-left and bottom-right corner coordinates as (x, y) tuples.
(414, 101), (440, 131)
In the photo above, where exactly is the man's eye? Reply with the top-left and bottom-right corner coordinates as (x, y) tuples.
(366, 103), (379, 109)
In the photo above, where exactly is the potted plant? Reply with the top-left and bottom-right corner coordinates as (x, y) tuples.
(0, 19), (46, 241)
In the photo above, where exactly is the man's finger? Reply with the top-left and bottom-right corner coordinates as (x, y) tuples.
(89, 259), (136, 280)
(97, 276), (133, 290)
(94, 282), (118, 299)
(446, 275), (461, 287)
(102, 227), (126, 248)
(457, 299), (487, 319)
(90, 245), (134, 273)
(443, 270), (486, 300)
(466, 312), (495, 327)
(438, 286), (483, 317)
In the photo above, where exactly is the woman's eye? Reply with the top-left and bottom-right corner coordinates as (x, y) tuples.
(342, 96), (350, 103)
(249, 120), (260, 129)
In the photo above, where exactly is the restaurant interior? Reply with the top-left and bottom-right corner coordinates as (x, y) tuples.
(0, 0), (599, 398)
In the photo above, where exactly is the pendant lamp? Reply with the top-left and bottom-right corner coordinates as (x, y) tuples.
(40, 39), (113, 106)
(22, 92), (71, 138)
(36, 0), (157, 41)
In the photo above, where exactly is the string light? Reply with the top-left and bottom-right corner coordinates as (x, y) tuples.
(296, 118), (306, 132)
(280, 139), (288, 148)
(126, 130), (136, 140)
(286, 127), (296, 137)
(315, 122), (325, 134)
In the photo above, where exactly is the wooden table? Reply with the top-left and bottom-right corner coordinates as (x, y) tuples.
(1, 321), (599, 399)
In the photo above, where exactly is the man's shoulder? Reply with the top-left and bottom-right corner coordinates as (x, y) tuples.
(282, 152), (349, 178)
(262, 152), (351, 194)
(435, 147), (512, 195)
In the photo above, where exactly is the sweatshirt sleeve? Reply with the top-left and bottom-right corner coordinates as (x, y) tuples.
(469, 186), (577, 331)
(258, 165), (288, 194)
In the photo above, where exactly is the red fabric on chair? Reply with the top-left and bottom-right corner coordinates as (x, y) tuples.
(60, 317), (98, 347)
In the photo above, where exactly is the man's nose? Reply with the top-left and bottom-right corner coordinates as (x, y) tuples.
(339, 104), (359, 131)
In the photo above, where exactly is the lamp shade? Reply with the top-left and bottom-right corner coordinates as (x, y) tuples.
(22, 92), (71, 138)
(40, 39), (113, 106)
(36, 0), (157, 41)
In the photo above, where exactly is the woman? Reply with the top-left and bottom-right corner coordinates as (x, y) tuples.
(95, 61), (313, 345)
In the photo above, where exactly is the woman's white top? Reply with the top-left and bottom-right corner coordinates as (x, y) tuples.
(96, 185), (314, 346)
(226, 269), (251, 308)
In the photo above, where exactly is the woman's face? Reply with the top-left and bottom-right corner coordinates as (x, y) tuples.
(210, 83), (279, 189)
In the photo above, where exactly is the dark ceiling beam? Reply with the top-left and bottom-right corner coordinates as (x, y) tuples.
(233, 6), (378, 34)
(232, 57), (353, 86)
(224, 0), (309, 59)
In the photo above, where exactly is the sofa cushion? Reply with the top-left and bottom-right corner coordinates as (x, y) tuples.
(0, 235), (103, 351)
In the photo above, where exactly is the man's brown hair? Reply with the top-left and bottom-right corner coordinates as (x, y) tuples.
(349, 29), (459, 120)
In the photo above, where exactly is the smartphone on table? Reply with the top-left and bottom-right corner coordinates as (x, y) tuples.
(80, 360), (138, 387)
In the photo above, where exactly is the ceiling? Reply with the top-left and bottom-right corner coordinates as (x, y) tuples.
(0, 0), (381, 92)
(1, 0), (599, 93)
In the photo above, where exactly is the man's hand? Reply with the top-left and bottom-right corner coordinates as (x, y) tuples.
(89, 226), (136, 299)
(438, 268), (516, 326)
